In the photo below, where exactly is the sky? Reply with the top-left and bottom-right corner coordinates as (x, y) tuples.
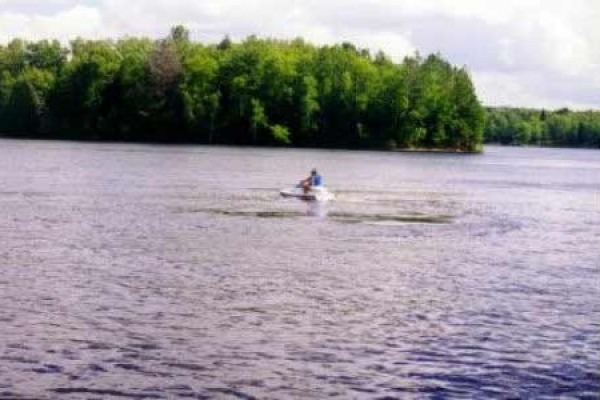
(0, 0), (598, 110)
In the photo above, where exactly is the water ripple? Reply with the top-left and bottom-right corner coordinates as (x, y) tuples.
(0, 141), (598, 398)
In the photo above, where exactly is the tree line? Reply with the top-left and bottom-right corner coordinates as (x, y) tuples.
(485, 107), (600, 148)
(0, 26), (485, 151)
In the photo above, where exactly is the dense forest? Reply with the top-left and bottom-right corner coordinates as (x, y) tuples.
(485, 107), (600, 148)
(0, 26), (485, 151)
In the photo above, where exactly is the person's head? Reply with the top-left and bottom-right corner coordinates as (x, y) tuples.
(311, 168), (317, 176)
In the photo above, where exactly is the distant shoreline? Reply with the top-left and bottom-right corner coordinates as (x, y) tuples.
(3, 133), (598, 152)
(0, 132), (489, 153)
(3, 134), (599, 153)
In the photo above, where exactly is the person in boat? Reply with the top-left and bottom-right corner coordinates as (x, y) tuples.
(300, 168), (323, 193)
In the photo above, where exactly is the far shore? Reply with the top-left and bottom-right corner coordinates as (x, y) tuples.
(0, 133), (486, 154)
(2, 134), (598, 153)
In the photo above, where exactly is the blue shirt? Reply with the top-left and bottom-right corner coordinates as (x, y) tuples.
(311, 174), (323, 187)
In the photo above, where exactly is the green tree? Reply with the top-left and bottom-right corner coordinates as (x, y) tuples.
(25, 40), (67, 74)
(0, 28), (491, 151)
(50, 39), (122, 135)
(450, 68), (485, 151)
(181, 44), (220, 142)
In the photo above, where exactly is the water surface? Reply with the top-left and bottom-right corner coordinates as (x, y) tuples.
(0, 140), (598, 399)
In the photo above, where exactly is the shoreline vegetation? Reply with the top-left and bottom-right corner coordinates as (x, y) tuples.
(1, 26), (597, 152)
(0, 26), (485, 152)
(484, 107), (600, 149)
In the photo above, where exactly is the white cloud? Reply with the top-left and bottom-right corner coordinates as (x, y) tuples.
(474, 71), (599, 110)
(0, 0), (598, 109)
(0, 5), (103, 43)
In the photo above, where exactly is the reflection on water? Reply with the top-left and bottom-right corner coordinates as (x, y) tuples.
(0, 140), (598, 399)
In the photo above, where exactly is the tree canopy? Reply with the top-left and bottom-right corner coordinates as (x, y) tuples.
(0, 27), (486, 151)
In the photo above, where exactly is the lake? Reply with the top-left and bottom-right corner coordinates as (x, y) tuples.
(0, 139), (598, 399)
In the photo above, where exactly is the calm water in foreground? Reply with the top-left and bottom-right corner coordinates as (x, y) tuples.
(0, 139), (598, 399)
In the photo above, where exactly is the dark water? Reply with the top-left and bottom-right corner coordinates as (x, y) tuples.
(0, 139), (598, 399)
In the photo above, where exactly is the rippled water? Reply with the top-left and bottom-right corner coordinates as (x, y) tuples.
(0, 139), (598, 399)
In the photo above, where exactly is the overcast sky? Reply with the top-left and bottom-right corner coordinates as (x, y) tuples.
(0, 0), (598, 109)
